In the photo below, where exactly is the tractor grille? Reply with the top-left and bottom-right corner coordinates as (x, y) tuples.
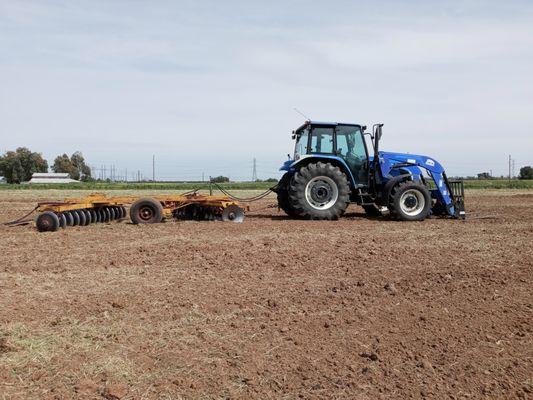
(448, 180), (464, 200)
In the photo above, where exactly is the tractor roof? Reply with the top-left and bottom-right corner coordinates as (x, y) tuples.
(294, 120), (362, 133)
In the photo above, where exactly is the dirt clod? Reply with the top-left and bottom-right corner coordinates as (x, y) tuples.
(0, 337), (11, 353)
(360, 352), (379, 361)
(102, 383), (129, 400)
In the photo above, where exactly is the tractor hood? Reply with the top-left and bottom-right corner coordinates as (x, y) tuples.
(377, 151), (446, 175)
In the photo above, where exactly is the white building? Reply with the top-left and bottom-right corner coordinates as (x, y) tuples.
(27, 172), (79, 184)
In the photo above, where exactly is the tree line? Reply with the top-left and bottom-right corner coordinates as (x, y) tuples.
(0, 147), (92, 183)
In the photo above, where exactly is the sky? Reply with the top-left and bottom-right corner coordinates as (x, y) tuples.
(1, 0), (532, 181)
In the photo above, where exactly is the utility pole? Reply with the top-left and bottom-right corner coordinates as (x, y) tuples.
(152, 155), (155, 182)
(252, 157), (257, 182)
(508, 155), (511, 185)
(202, 172), (205, 182)
(125, 168), (128, 183)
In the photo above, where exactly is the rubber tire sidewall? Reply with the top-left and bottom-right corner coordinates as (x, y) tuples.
(130, 198), (164, 224)
(288, 162), (350, 220)
(391, 181), (431, 221)
(277, 173), (298, 217)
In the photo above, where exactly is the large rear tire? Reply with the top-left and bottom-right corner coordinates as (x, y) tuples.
(288, 162), (350, 220)
(130, 198), (164, 224)
(276, 173), (298, 217)
(389, 181), (431, 221)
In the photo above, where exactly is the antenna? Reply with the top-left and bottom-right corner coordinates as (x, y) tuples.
(293, 107), (311, 121)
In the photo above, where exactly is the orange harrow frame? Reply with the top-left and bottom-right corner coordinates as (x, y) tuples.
(34, 192), (247, 232)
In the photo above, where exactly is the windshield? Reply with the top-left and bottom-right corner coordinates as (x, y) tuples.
(294, 127), (309, 160)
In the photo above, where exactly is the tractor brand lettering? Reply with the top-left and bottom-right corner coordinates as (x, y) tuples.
(425, 159), (435, 167)
(407, 159), (416, 164)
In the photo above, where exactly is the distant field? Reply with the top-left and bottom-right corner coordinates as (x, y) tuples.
(0, 181), (277, 191)
(0, 179), (531, 190)
(461, 179), (533, 189)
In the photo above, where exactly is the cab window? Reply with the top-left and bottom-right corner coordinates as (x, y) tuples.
(336, 125), (366, 160)
(310, 127), (334, 153)
(336, 125), (368, 183)
(294, 127), (309, 159)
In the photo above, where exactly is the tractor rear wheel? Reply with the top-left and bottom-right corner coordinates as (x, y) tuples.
(389, 181), (431, 221)
(288, 162), (350, 220)
(276, 173), (298, 217)
(130, 198), (164, 224)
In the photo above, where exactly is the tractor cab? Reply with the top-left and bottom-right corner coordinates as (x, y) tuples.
(292, 121), (369, 186)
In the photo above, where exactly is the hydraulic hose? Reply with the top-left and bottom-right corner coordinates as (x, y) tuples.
(211, 182), (278, 202)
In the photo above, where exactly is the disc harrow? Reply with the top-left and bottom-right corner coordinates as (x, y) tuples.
(32, 193), (247, 232)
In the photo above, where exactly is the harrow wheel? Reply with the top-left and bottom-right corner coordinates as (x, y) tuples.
(121, 206), (127, 218)
(221, 205), (244, 223)
(89, 209), (98, 223)
(130, 198), (163, 224)
(109, 207), (116, 220)
(58, 213), (67, 228)
(36, 211), (60, 232)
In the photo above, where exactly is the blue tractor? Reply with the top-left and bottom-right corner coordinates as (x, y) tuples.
(274, 120), (465, 221)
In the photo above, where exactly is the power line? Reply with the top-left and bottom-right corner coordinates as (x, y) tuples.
(252, 157), (257, 181)
(152, 154), (155, 182)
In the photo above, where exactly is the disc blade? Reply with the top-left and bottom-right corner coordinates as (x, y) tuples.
(221, 205), (244, 223)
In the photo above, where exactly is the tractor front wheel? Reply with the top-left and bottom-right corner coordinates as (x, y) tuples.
(288, 162), (350, 220)
(389, 181), (431, 221)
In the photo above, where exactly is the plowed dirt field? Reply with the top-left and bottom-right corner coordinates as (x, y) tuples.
(0, 190), (531, 399)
